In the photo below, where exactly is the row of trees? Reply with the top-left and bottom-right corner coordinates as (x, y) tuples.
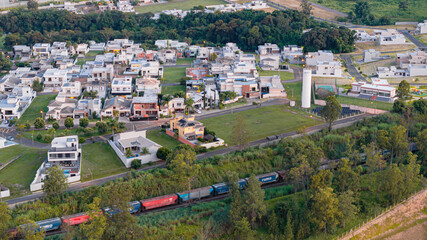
(0, 8), (355, 52)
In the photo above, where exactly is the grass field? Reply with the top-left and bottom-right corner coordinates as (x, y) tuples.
(336, 95), (393, 111)
(311, 0), (427, 22)
(162, 85), (186, 95)
(135, 0), (227, 13)
(146, 129), (182, 150)
(176, 58), (195, 65)
(163, 67), (187, 83)
(200, 105), (322, 144)
(17, 94), (57, 125)
(81, 142), (127, 181)
(258, 70), (295, 81)
(21, 127), (112, 144)
(0, 145), (47, 196)
(283, 81), (302, 102)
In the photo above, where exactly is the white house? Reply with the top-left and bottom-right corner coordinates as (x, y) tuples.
(43, 69), (68, 90)
(85, 81), (107, 99)
(32, 43), (51, 59)
(160, 97), (185, 115)
(408, 64), (427, 76)
(111, 76), (133, 95)
(258, 43), (280, 55)
(259, 54), (281, 70)
(306, 50), (334, 66)
(0, 86), (36, 120)
(136, 77), (160, 95)
(155, 39), (188, 49)
(349, 81), (396, 102)
(20, 71), (41, 87)
(313, 61), (342, 77)
(416, 20), (427, 34)
(363, 49), (381, 63)
(282, 45), (304, 64)
(259, 75), (286, 99)
(73, 98), (102, 118)
(377, 66), (408, 78)
(57, 81), (82, 99)
(354, 30), (377, 42)
(379, 34), (406, 45)
(117, 0), (135, 12)
(109, 130), (162, 168)
(75, 44), (89, 55)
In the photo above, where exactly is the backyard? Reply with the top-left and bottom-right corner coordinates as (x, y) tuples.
(81, 142), (127, 181)
(146, 129), (182, 150)
(258, 70), (295, 81)
(163, 67), (187, 83)
(135, 0), (227, 13)
(17, 94), (57, 125)
(200, 105), (322, 144)
(0, 145), (47, 196)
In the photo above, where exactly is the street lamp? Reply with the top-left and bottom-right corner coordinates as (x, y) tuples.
(310, 115), (315, 128)
(40, 111), (44, 119)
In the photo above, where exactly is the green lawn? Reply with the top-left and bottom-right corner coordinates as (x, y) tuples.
(200, 105), (322, 144)
(81, 142), (127, 181)
(311, 0), (427, 22)
(258, 70), (295, 81)
(0, 145), (47, 196)
(163, 67), (187, 83)
(135, 0), (227, 13)
(146, 129), (182, 150)
(76, 56), (95, 66)
(336, 95), (393, 111)
(162, 85), (186, 96)
(86, 51), (104, 57)
(176, 58), (195, 65)
(21, 127), (112, 144)
(18, 94), (57, 125)
(283, 82), (302, 102)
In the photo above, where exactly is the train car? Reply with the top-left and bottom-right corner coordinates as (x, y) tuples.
(255, 172), (279, 185)
(177, 186), (213, 202)
(103, 201), (141, 216)
(140, 194), (179, 210)
(61, 212), (90, 226)
(238, 179), (247, 189)
(21, 217), (62, 232)
(276, 170), (287, 181)
(212, 183), (229, 195)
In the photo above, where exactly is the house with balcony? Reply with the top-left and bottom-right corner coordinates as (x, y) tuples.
(232, 61), (258, 77)
(109, 130), (162, 168)
(30, 135), (82, 191)
(13, 45), (31, 60)
(396, 51), (427, 69)
(155, 39), (188, 49)
(160, 97), (185, 115)
(101, 96), (131, 118)
(75, 44), (89, 55)
(313, 61), (342, 77)
(0, 86), (36, 120)
(354, 30), (378, 42)
(32, 43), (51, 59)
(88, 41), (106, 52)
(306, 50), (334, 66)
(50, 42), (69, 58)
(167, 115), (205, 145)
(46, 97), (77, 120)
(85, 80), (107, 99)
(259, 55), (281, 70)
(43, 69), (68, 91)
(258, 43), (280, 55)
(91, 66), (114, 81)
(282, 45), (304, 64)
(73, 98), (102, 119)
(130, 89), (159, 121)
(197, 47), (215, 61)
(136, 77), (160, 95)
(57, 81), (82, 100)
(111, 76), (132, 95)
(259, 75), (287, 99)
(157, 49), (177, 64)
(377, 66), (408, 78)
(20, 71), (41, 87)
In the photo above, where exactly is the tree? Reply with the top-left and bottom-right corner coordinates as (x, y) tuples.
(167, 146), (200, 195)
(413, 98), (427, 115)
(233, 217), (255, 240)
(64, 117), (74, 129)
(79, 117), (89, 128)
(393, 99), (406, 114)
(156, 147), (171, 160)
(79, 197), (107, 240)
(229, 174), (244, 227)
(243, 175), (266, 228)
(268, 212), (279, 236)
(300, 0), (312, 16)
(52, 122), (59, 130)
(310, 169), (333, 193)
(399, 0), (409, 11)
(415, 129), (427, 169)
(284, 212), (294, 240)
(31, 79), (43, 92)
(335, 158), (359, 193)
(131, 159), (141, 169)
(18, 221), (45, 240)
(400, 152), (421, 197)
(376, 129), (391, 154)
(397, 80), (411, 100)
(230, 115), (250, 150)
(337, 190), (358, 228)
(353, 1), (371, 22)
(34, 118), (45, 129)
(27, 0), (38, 11)
(290, 156), (313, 202)
(389, 125), (408, 164)
(310, 187), (339, 233)
(96, 121), (108, 134)
(43, 166), (69, 204)
(380, 164), (404, 204)
(364, 143), (386, 186)
(125, 148), (134, 158)
(0, 202), (11, 240)
(185, 97), (194, 115)
(320, 96), (342, 131)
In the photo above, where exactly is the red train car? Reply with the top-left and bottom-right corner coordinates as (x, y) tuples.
(61, 212), (90, 226)
(140, 194), (179, 210)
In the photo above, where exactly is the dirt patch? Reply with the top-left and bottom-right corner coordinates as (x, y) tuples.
(353, 42), (416, 54)
(383, 221), (427, 240)
(341, 189), (427, 240)
(269, 0), (345, 21)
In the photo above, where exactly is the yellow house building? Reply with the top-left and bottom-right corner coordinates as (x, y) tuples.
(169, 115), (205, 141)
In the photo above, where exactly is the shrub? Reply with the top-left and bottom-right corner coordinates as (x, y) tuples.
(64, 117), (74, 129)
(156, 147), (171, 160)
(131, 159), (142, 169)
(52, 122), (59, 130)
(36, 133), (42, 140)
(34, 118), (45, 129)
(44, 134), (53, 143)
(79, 117), (89, 128)
(79, 137), (86, 144)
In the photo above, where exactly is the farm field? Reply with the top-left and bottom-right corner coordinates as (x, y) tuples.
(0, 145), (47, 196)
(17, 94), (57, 125)
(135, 0), (227, 13)
(81, 142), (127, 181)
(163, 67), (186, 83)
(258, 70), (294, 81)
(311, 0), (427, 22)
(146, 129), (182, 150)
(200, 105), (321, 144)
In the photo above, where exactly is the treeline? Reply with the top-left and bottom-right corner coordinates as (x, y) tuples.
(0, 9), (355, 53)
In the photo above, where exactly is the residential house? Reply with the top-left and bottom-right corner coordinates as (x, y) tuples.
(43, 69), (68, 90)
(218, 73), (259, 98)
(349, 80), (396, 102)
(73, 98), (102, 118)
(130, 89), (159, 120)
(46, 97), (77, 120)
(377, 66), (408, 78)
(75, 44), (89, 55)
(155, 39), (188, 49)
(313, 61), (342, 77)
(88, 41), (106, 52)
(91, 65), (114, 81)
(167, 115), (205, 145)
(197, 47), (215, 61)
(259, 75), (287, 99)
(407, 64), (427, 76)
(259, 54), (281, 70)
(111, 76), (133, 95)
(109, 130), (162, 168)
(306, 50), (334, 66)
(85, 81), (107, 99)
(136, 77), (160, 95)
(396, 51), (427, 69)
(157, 49), (176, 64)
(13, 45), (31, 59)
(373, 29), (400, 37)
(0, 86), (36, 120)
(32, 43), (51, 59)
(20, 71), (41, 87)
(379, 34), (406, 45)
(117, 0), (135, 12)
(354, 30), (378, 42)
(416, 20), (427, 34)
(187, 45), (200, 57)
(232, 61), (258, 77)
(282, 45), (304, 64)
(160, 97), (185, 115)
(238, 53), (256, 65)
(258, 43), (280, 55)
(186, 67), (208, 80)
(101, 97), (131, 118)
(140, 61), (163, 78)
(50, 42), (69, 58)
(57, 81), (82, 99)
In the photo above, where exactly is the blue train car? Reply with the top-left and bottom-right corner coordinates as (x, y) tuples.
(177, 186), (213, 202)
(255, 172), (279, 185)
(25, 217), (62, 232)
(103, 201), (141, 216)
(212, 183), (229, 195)
(238, 179), (247, 189)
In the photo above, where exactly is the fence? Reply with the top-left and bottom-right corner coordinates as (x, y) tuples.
(337, 188), (427, 240)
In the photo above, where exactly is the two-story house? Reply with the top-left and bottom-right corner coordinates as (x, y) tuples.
(130, 89), (159, 120)
(43, 69), (68, 90)
(111, 76), (133, 95)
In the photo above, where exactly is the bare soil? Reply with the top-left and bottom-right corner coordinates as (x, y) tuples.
(269, 0), (344, 21)
(341, 189), (427, 240)
(353, 42), (416, 54)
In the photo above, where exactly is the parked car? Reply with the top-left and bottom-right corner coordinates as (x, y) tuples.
(6, 136), (14, 141)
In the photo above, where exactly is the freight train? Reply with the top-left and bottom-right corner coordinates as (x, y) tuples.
(9, 170), (286, 237)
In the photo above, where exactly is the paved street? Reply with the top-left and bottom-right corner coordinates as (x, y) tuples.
(400, 30), (427, 51)
(341, 54), (367, 82)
